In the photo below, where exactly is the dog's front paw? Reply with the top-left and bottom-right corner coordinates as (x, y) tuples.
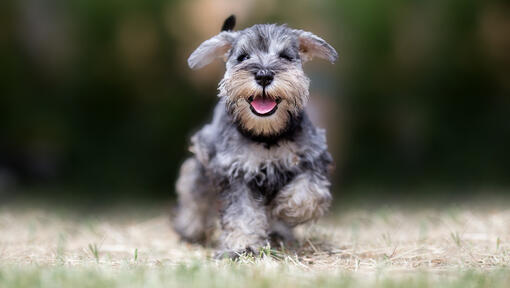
(272, 174), (332, 226)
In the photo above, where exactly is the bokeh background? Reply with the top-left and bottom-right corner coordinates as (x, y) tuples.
(1, 0), (509, 206)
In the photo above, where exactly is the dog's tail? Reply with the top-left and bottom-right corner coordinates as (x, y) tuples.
(221, 15), (236, 32)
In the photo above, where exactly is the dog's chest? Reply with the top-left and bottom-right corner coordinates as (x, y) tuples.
(245, 161), (297, 204)
(215, 141), (302, 202)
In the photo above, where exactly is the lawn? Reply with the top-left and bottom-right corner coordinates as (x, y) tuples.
(0, 197), (509, 287)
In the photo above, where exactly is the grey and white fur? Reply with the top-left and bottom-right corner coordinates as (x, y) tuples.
(173, 15), (338, 258)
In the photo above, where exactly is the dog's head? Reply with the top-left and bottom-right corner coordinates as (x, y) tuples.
(188, 15), (337, 137)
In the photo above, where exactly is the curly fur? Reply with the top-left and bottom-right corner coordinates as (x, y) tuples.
(174, 18), (337, 257)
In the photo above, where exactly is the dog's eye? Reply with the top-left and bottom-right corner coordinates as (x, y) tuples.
(237, 53), (250, 62)
(279, 52), (293, 61)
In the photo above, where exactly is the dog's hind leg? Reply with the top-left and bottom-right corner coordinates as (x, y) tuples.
(173, 157), (216, 243)
(268, 219), (297, 248)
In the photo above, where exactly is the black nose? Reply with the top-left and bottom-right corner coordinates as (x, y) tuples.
(255, 70), (274, 87)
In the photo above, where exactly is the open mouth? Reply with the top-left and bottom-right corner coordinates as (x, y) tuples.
(248, 95), (281, 117)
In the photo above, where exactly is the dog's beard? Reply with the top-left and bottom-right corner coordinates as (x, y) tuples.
(219, 68), (310, 137)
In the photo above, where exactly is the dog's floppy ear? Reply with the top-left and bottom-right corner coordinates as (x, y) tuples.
(188, 15), (238, 70)
(295, 30), (338, 64)
(187, 31), (237, 69)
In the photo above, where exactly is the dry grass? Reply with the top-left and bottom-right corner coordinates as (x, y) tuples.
(0, 201), (509, 287)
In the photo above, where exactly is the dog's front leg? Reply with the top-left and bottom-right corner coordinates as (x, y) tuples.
(215, 183), (269, 259)
(271, 171), (332, 227)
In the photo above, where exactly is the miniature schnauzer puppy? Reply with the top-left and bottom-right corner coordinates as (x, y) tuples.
(174, 15), (337, 258)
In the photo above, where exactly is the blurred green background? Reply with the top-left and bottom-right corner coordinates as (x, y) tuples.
(1, 0), (509, 204)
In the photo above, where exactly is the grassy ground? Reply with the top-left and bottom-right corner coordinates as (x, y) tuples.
(1, 199), (509, 287)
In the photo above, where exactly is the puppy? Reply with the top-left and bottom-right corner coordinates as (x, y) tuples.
(174, 15), (337, 258)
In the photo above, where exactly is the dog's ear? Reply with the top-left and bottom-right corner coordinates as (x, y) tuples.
(188, 31), (237, 69)
(295, 30), (338, 64)
(221, 15), (236, 32)
(188, 15), (237, 70)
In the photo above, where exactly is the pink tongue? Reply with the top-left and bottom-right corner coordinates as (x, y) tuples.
(250, 97), (277, 114)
